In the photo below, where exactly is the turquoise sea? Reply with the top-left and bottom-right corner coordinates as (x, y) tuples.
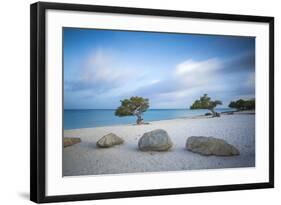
(64, 108), (235, 130)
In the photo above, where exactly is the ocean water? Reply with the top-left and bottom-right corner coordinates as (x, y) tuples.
(64, 108), (235, 130)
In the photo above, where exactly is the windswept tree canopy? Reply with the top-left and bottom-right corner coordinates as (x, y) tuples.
(190, 94), (222, 111)
(229, 99), (255, 110)
(115, 96), (149, 124)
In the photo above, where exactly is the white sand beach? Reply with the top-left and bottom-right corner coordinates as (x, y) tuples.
(63, 112), (255, 176)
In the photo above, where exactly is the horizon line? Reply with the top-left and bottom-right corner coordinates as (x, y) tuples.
(64, 107), (232, 110)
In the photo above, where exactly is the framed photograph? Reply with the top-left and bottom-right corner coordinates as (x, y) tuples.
(30, 2), (274, 203)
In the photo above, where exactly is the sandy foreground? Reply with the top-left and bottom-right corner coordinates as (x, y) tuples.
(63, 113), (255, 176)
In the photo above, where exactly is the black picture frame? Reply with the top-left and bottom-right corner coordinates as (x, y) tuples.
(30, 1), (274, 203)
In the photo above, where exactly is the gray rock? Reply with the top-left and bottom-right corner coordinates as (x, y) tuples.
(96, 133), (124, 148)
(64, 137), (81, 148)
(186, 136), (239, 156)
(138, 129), (173, 151)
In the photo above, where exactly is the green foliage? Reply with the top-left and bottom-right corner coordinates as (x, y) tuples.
(115, 96), (149, 123)
(190, 94), (222, 110)
(228, 99), (255, 110)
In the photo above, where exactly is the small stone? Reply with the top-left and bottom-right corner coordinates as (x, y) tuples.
(96, 133), (124, 148)
(64, 137), (81, 147)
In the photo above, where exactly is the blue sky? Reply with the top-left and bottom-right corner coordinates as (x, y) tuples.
(64, 28), (255, 109)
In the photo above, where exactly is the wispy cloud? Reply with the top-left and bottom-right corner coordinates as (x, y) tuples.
(65, 52), (255, 109)
(63, 28), (255, 109)
(175, 58), (223, 87)
(134, 58), (224, 96)
(65, 49), (146, 94)
(133, 54), (255, 108)
(64, 49), (163, 108)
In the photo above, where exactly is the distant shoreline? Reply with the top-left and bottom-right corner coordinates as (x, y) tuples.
(64, 108), (235, 110)
(64, 110), (255, 131)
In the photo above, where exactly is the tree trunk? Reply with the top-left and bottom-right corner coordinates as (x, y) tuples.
(210, 108), (216, 118)
(136, 114), (143, 125)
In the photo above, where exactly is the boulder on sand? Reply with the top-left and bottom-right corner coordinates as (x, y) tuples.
(186, 136), (239, 156)
(138, 129), (173, 151)
(64, 137), (81, 147)
(96, 133), (124, 148)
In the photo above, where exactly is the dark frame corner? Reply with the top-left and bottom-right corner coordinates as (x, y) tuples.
(30, 1), (274, 203)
